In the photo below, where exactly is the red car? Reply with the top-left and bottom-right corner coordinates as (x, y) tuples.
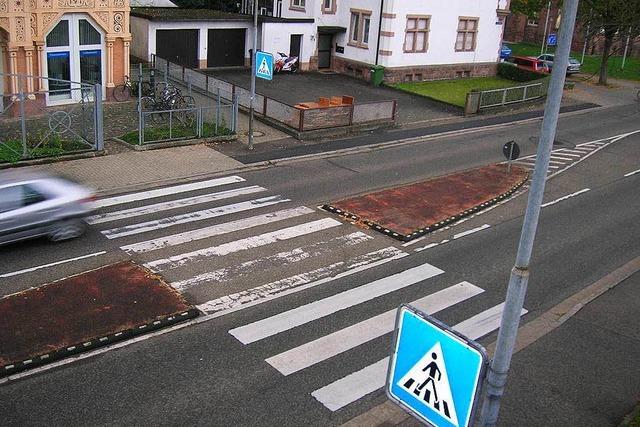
(507, 55), (551, 74)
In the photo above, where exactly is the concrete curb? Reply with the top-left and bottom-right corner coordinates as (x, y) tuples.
(0, 308), (199, 378)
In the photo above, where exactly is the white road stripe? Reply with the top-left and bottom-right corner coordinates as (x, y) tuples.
(541, 188), (590, 208)
(414, 242), (440, 252)
(266, 282), (483, 376)
(547, 165), (559, 170)
(570, 148), (593, 153)
(101, 195), (290, 239)
(229, 263), (444, 345)
(93, 176), (245, 208)
(549, 155), (575, 161)
(0, 251), (106, 279)
(196, 247), (408, 315)
(453, 224), (490, 240)
(547, 159), (566, 165)
(558, 149), (587, 154)
(624, 169), (640, 177)
(171, 231), (373, 291)
(144, 218), (342, 272)
(86, 186), (266, 224)
(553, 152), (581, 158)
(120, 206), (314, 254)
(311, 304), (527, 411)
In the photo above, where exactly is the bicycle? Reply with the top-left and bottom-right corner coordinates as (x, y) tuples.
(113, 75), (153, 102)
(139, 83), (196, 126)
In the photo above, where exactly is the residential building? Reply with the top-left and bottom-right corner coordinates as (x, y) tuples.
(0, 0), (132, 105)
(131, 0), (511, 83)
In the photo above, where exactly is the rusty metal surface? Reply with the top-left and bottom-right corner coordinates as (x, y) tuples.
(328, 164), (529, 237)
(0, 261), (189, 367)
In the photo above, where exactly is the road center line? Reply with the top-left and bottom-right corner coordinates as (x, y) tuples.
(624, 169), (640, 177)
(453, 224), (490, 239)
(541, 188), (590, 208)
(0, 251), (106, 279)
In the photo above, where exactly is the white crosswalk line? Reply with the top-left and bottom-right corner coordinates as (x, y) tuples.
(547, 160), (566, 165)
(171, 231), (373, 291)
(311, 304), (528, 411)
(120, 206), (315, 254)
(229, 263), (444, 345)
(559, 149), (587, 154)
(86, 186), (267, 224)
(101, 195), (290, 239)
(196, 247), (407, 315)
(144, 218), (343, 272)
(92, 176), (245, 209)
(549, 155), (575, 161)
(553, 151), (581, 157)
(266, 282), (483, 375)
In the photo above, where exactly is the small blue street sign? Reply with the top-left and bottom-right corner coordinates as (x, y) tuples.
(547, 33), (557, 46)
(386, 305), (488, 427)
(255, 51), (273, 81)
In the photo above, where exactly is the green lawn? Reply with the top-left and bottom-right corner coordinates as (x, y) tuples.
(505, 41), (640, 81)
(120, 121), (232, 145)
(393, 76), (526, 107)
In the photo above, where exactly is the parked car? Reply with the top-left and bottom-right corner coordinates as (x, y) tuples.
(537, 54), (582, 74)
(0, 172), (95, 246)
(500, 44), (512, 60)
(507, 55), (551, 74)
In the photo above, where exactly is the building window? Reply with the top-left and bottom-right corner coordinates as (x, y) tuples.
(404, 16), (430, 52)
(290, 0), (305, 10)
(322, 0), (336, 14)
(527, 13), (539, 26)
(455, 17), (478, 52)
(349, 9), (372, 48)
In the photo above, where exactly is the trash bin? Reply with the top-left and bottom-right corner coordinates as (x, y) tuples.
(370, 65), (385, 87)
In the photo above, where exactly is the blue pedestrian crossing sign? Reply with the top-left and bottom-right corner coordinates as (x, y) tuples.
(255, 51), (273, 81)
(386, 305), (488, 427)
(547, 33), (557, 46)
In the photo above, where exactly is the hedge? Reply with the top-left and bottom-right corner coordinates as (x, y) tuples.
(498, 63), (548, 82)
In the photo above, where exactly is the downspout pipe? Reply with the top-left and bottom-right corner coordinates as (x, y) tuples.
(374, 0), (384, 65)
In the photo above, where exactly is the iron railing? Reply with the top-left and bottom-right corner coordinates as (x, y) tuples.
(0, 72), (103, 164)
(478, 80), (549, 109)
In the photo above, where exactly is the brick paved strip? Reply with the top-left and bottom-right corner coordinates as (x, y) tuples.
(323, 164), (528, 241)
(0, 261), (194, 376)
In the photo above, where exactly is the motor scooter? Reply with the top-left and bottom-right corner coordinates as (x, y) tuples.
(274, 52), (299, 73)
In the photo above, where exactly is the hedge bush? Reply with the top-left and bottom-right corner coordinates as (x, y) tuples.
(498, 63), (548, 82)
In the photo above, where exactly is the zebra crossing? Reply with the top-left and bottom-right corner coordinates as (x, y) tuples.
(87, 173), (529, 414)
(509, 138), (612, 176)
(227, 261), (528, 412)
(89, 174), (406, 312)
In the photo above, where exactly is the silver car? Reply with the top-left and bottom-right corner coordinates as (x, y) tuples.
(537, 54), (582, 74)
(0, 172), (95, 245)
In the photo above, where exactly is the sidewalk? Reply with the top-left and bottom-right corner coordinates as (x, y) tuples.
(343, 264), (640, 427)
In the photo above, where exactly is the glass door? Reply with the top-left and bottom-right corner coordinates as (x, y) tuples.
(46, 19), (72, 101)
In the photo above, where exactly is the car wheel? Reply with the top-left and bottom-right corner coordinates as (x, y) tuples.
(48, 219), (86, 242)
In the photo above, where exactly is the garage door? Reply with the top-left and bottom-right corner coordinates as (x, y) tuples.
(156, 29), (198, 68)
(207, 29), (246, 67)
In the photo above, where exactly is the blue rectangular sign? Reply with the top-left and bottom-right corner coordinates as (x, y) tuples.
(547, 33), (557, 46)
(255, 51), (273, 81)
(387, 305), (488, 427)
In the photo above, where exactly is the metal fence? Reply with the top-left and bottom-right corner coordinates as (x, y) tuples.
(0, 72), (103, 164)
(152, 55), (396, 135)
(478, 80), (549, 109)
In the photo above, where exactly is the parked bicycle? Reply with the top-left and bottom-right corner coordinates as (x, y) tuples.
(138, 82), (196, 126)
(113, 75), (153, 102)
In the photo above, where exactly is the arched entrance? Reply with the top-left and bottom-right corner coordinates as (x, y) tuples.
(44, 13), (106, 104)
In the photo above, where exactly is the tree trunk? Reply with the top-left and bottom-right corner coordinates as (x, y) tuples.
(598, 31), (614, 85)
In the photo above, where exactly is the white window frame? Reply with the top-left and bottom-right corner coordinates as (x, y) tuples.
(322, 0), (335, 14)
(290, 0), (305, 11)
(455, 17), (478, 52)
(404, 15), (430, 53)
(43, 13), (106, 105)
(349, 9), (372, 49)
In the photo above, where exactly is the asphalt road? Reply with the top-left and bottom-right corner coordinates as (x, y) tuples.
(0, 105), (638, 426)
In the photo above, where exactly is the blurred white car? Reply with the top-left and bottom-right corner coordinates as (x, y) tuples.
(0, 172), (95, 245)
(537, 54), (582, 74)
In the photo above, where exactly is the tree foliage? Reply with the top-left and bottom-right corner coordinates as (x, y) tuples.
(578, 0), (640, 84)
(510, 0), (548, 17)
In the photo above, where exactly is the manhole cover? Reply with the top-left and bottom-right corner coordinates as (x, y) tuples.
(244, 130), (265, 137)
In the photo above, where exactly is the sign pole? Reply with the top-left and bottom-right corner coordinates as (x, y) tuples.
(248, 0), (258, 151)
(478, 0), (579, 425)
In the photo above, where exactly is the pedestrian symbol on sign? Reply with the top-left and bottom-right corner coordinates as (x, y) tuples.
(398, 342), (459, 426)
(257, 57), (271, 77)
